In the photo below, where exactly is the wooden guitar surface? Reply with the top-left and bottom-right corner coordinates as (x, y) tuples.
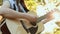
(6, 18), (44, 34)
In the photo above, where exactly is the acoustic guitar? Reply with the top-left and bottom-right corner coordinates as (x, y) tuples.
(0, 11), (48, 34)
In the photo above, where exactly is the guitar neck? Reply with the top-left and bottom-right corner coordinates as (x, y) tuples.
(36, 13), (47, 23)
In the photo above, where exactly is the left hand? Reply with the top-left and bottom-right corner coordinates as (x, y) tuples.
(46, 10), (55, 20)
(41, 10), (55, 24)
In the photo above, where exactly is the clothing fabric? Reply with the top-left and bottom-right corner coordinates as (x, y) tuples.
(9, 0), (26, 13)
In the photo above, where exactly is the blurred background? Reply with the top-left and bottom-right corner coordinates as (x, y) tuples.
(25, 0), (60, 34)
(0, 0), (60, 34)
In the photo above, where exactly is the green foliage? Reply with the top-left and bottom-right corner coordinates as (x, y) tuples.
(0, 0), (3, 6)
(37, 0), (41, 2)
(25, 0), (37, 11)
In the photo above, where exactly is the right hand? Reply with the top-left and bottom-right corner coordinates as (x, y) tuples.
(26, 14), (37, 23)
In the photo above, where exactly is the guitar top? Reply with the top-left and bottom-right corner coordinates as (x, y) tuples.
(3, 18), (44, 34)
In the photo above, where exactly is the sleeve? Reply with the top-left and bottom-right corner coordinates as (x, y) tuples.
(2, 0), (10, 8)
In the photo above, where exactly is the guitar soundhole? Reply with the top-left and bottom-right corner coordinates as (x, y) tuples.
(20, 20), (38, 34)
(28, 26), (38, 34)
(30, 22), (37, 26)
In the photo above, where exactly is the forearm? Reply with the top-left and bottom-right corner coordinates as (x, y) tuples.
(0, 8), (36, 22)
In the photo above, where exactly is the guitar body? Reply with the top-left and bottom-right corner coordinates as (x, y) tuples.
(5, 18), (44, 34)
(6, 19), (28, 34)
